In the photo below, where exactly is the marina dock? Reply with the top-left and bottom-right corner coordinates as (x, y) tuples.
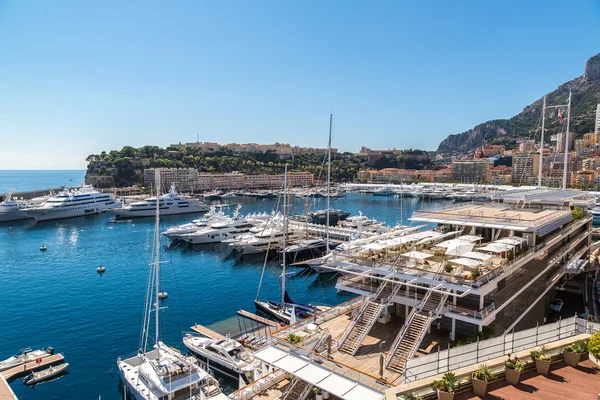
(190, 324), (226, 340)
(1, 354), (65, 380)
(0, 374), (17, 399)
(236, 310), (279, 328)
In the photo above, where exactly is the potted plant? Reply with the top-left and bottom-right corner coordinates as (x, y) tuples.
(432, 372), (457, 400)
(530, 345), (551, 376)
(588, 330), (600, 366)
(472, 364), (493, 396)
(313, 387), (323, 400)
(563, 340), (588, 367)
(504, 354), (525, 385)
(285, 333), (303, 346)
(401, 393), (423, 400)
(323, 390), (330, 400)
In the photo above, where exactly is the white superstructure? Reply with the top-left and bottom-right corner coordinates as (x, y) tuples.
(0, 190), (32, 222)
(24, 186), (119, 222)
(114, 184), (208, 219)
(181, 218), (255, 245)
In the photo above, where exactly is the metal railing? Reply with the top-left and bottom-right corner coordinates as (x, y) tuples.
(445, 302), (495, 321)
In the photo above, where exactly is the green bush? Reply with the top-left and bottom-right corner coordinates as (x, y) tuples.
(285, 333), (303, 345)
(588, 331), (600, 357)
(401, 393), (423, 400)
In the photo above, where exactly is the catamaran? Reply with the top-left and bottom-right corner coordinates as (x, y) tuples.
(117, 171), (223, 400)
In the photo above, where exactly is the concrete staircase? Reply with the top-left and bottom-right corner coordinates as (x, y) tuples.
(338, 281), (400, 355)
(385, 289), (449, 374)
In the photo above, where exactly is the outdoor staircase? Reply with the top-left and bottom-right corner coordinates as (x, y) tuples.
(284, 378), (312, 400)
(385, 288), (450, 374)
(338, 281), (401, 355)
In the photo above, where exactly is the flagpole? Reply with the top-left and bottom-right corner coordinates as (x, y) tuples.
(538, 96), (546, 187)
(562, 91), (572, 190)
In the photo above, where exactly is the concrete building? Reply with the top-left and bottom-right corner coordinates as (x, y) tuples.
(452, 160), (490, 183)
(584, 132), (598, 145)
(596, 104), (600, 135)
(197, 172), (314, 190)
(511, 153), (540, 186)
(557, 132), (575, 153)
(144, 168), (198, 192)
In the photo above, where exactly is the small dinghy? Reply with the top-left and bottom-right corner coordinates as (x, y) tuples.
(158, 291), (168, 300)
(24, 362), (69, 385)
(40, 246), (47, 252)
(96, 265), (106, 274)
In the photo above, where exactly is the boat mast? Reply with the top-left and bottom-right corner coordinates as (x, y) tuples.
(282, 164), (288, 306)
(326, 113), (332, 254)
(562, 91), (572, 190)
(154, 170), (161, 361)
(538, 95), (546, 187)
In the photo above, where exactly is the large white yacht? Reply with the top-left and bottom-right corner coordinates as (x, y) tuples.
(0, 190), (32, 222)
(117, 173), (223, 400)
(230, 227), (301, 254)
(161, 207), (227, 241)
(183, 335), (261, 383)
(180, 218), (255, 245)
(114, 184), (208, 219)
(24, 186), (120, 222)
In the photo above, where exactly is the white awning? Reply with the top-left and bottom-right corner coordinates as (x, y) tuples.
(495, 237), (526, 245)
(253, 346), (385, 400)
(448, 258), (481, 267)
(445, 243), (475, 256)
(462, 251), (493, 261)
(457, 235), (483, 242)
(401, 251), (433, 260)
(415, 230), (459, 245)
(478, 244), (509, 254)
(489, 242), (515, 251)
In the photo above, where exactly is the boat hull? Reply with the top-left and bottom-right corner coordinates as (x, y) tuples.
(25, 205), (114, 222)
(0, 210), (32, 222)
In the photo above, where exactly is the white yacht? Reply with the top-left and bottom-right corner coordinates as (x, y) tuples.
(0, 190), (32, 222)
(117, 172), (223, 400)
(183, 335), (261, 383)
(114, 184), (208, 219)
(181, 218), (255, 245)
(161, 207), (227, 241)
(0, 347), (54, 372)
(24, 186), (120, 222)
(230, 227), (301, 254)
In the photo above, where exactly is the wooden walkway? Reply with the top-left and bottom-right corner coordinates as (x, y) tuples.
(237, 310), (279, 328)
(456, 359), (600, 400)
(0, 374), (17, 399)
(1, 354), (65, 380)
(191, 324), (226, 340)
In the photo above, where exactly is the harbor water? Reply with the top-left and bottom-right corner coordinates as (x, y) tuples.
(0, 171), (449, 399)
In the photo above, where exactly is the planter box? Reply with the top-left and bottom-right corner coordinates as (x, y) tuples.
(563, 351), (581, 367)
(535, 358), (551, 376)
(472, 377), (488, 397)
(505, 367), (521, 385)
(437, 390), (455, 400)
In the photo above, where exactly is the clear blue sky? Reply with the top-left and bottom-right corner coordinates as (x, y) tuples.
(1, 0), (599, 169)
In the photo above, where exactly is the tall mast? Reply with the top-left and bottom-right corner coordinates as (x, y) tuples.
(154, 170), (161, 360)
(281, 164), (288, 306)
(562, 91), (572, 190)
(326, 114), (332, 254)
(538, 95), (546, 187)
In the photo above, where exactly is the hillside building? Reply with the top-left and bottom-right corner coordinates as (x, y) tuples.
(452, 160), (490, 183)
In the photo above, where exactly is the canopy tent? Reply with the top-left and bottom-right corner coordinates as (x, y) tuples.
(445, 242), (475, 257)
(457, 235), (483, 243)
(435, 239), (464, 249)
(401, 251), (434, 260)
(478, 244), (511, 254)
(415, 230), (460, 245)
(448, 258), (482, 268)
(495, 237), (526, 246)
(489, 242), (515, 251)
(462, 251), (493, 261)
(253, 346), (385, 400)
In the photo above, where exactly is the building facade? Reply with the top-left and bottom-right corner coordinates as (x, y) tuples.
(144, 168), (198, 192)
(452, 160), (490, 183)
(197, 172), (314, 190)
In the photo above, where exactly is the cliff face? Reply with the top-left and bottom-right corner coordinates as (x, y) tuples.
(437, 53), (600, 154)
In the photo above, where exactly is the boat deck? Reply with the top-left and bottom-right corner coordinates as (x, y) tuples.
(1, 354), (65, 380)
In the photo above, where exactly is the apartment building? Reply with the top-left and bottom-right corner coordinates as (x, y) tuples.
(197, 172), (314, 190)
(452, 160), (490, 183)
(144, 168), (198, 192)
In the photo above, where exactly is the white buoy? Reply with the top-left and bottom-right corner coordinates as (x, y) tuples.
(158, 291), (168, 300)
(40, 245), (47, 251)
(97, 265), (106, 273)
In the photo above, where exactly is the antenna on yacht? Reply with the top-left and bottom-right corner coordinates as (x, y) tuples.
(326, 113), (332, 254)
(154, 169), (161, 362)
(282, 164), (288, 306)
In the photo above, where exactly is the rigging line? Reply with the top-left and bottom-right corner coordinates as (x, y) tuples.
(165, 244), (191, 332)
(140, 229), (157, 353)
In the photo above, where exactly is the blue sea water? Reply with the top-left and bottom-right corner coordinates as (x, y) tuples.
(0, 170), (87, 194)
(0, 171), (449, 399)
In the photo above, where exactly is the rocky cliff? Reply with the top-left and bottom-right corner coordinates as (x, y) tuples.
(437, 53), (600, 154)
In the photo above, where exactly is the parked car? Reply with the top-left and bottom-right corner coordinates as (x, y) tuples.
(550, 298), (564, 312)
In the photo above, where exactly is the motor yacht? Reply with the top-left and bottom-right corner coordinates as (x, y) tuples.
(183, 335), (261, 383)
(161, 207), (227, 241)
(0, 190), (32, 222)
(24, 186), (120, 222)
(230, 227), (301, 254)
(307, 209), (350, 225)
(0, 347), (54, 372)
(181, 218), (255, 245)
(114, 184), (208, 219)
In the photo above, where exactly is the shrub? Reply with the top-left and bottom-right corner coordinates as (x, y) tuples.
(470, 268), (481, 280)
(401, 393), (423, 400)
(444, 263), (454, 273)
(573, 340), (588, 354)
(432, 372), (457, 393)
(588, 331), (600, 357)
(285, 333), (303, 345)
(474, 364), (493, 382)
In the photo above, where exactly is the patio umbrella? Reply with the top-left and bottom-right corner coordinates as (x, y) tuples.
(445, 242), (475, 256)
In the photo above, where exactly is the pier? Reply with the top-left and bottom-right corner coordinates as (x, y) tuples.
(0, 374), (17, 399)
(1, 353), (65, 380)
(236, 310), (279, 328)
(190, 324), (226, 340)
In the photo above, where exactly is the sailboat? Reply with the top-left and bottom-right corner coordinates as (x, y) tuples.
(117, 170), (224, 400)
(254, 165), (325, 324)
